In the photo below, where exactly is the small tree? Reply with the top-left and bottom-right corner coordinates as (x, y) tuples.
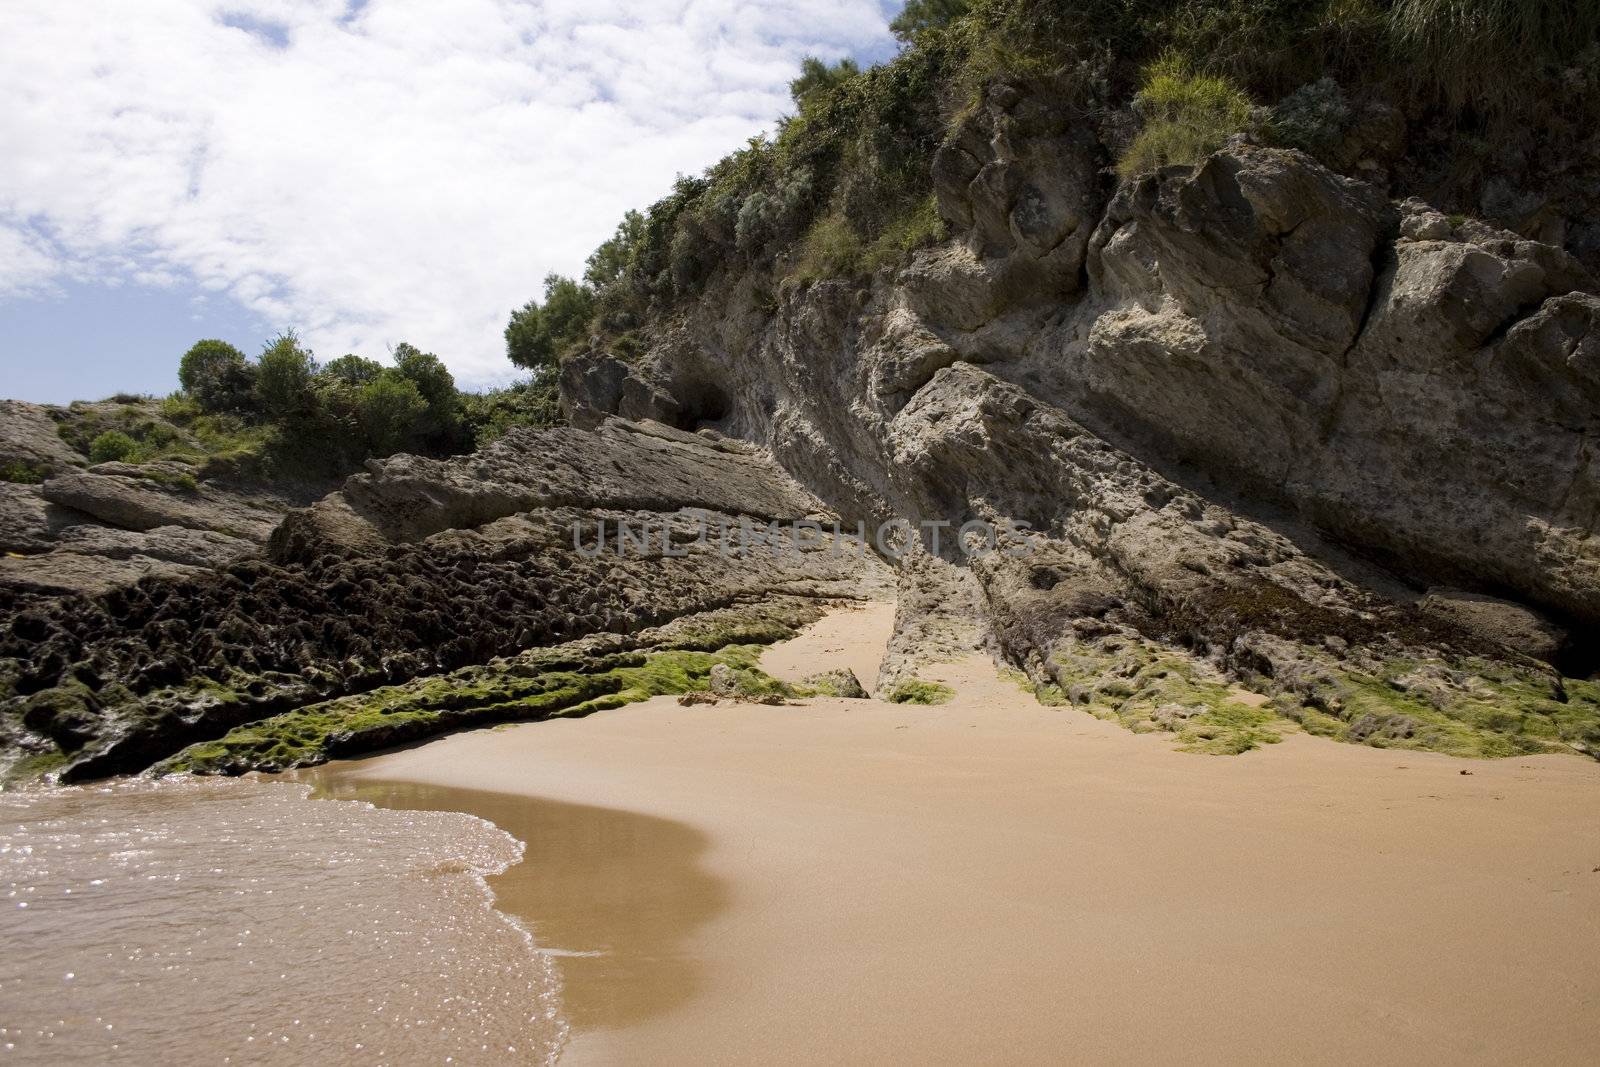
(889, 0), (970, 43)
(505, 274), (595, 371)
(391, 344), (456, 412)
(356, 371), (427, 456)
(584, 210), (645, 290)
(789, 56), (861, 110)
(254, 331), (320, 420)
(392, 342), (464, 445)
(178, 338), (256, 414)
(321, 354), (384, 386)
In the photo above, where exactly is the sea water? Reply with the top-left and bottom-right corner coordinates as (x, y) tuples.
(0, 776), (565, 1064)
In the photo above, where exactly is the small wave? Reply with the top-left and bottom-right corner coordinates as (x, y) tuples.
(0, 775), (567, 1064)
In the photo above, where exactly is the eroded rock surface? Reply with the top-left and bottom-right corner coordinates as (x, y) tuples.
(6, 89), (1600, 779)
(1, 402), (306, 615)
(0, 421), (887, 781)
(565, 122), (1600, 759)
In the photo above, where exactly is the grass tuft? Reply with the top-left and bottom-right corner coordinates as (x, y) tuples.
(1118, 51), (1252, 178)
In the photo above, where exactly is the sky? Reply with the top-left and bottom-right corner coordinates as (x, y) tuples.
(0, 1), (901, 403)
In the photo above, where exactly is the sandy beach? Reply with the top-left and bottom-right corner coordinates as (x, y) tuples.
(312, 603), (1600, 1064)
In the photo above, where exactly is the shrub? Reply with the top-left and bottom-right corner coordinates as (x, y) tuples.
(506, 274), (595, 371)
(88, 430), (137, 465)
(0, 461), (45, 484)
(254, 332), (319, 419)
(668, 225), (712, 293)
(178, 339), (256, 414)
(584, 210), (645, 289)
(392, 344), (456, 411)
(321, 354), (384, 386)
(355, 372), (428, 457)
(159, 393), (197, 421)
(1117, 52), (1252, 178)
(177, 338), (245, 392)
(891, 0), (971, 43)
(733, 170), (815, 256)
(159, 392), (201, 422)
(459, 376), (563, 446)
(393, 343), (466, 447)
(791, 213), (865, 282)
(863, 195), (946, 270)
(790, 56), (862, 110)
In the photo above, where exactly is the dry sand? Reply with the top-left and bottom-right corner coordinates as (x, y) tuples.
(311, 602), (1600, 1065)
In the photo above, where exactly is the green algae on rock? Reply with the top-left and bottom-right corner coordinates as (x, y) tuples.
(1047, 634), (1283, 756)
(156, 602), (825, 776)
(887, 678), (956, 706)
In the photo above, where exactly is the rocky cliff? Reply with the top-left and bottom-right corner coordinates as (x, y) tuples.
(560, 88), (1600, 759)
(5, 81), (1600, 781)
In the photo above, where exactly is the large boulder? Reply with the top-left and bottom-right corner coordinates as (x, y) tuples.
(0, 400), (82, 475)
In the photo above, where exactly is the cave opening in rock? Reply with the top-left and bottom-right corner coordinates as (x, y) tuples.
(1558, 625), (1600, 681)
(671, 379), (732, 431)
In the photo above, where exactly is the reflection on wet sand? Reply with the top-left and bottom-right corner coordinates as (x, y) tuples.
(309, 775), (727, 1036)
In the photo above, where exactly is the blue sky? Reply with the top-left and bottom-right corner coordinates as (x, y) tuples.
(0, 1), (901, 404)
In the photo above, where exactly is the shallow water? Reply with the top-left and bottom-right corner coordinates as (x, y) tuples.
(0, 776), (565, 1064)
(310, 775), (727, 1042)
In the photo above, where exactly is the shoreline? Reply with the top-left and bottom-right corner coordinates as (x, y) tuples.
(311, 604), (1600, 1064)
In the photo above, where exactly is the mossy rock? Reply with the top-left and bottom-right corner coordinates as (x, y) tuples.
(1049, 637), (1282, 755)
(800, 669), (869, 699)
(887, 678), (955, 706)
(155, 643), (797, 776)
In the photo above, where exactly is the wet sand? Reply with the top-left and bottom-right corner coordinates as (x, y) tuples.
(314, 602), (1600, 1064)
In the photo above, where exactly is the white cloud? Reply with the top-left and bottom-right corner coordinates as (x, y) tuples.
(0, 0), (894, 383)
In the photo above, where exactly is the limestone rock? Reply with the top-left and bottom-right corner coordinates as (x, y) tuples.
(708, 664), (739, 697)
(0, 400), (82, 474)
(0, 421), (888, 782)
(1418, 589), (1568, 663)
(11, 87), (1600, 778)
(801, 669), (869, 699)
(41, 470), (279, 539)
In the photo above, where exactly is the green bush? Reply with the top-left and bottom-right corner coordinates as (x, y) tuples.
(0, 461), (45, 484)
(178, 339), (256, 414)
(584, 210), (646, 290)
(88, 430), (137, 465)
(459, 376), (562, 446)
(355, 372), (428, 457)
(178, 338), (245, 391)
(321, 354), (384, 386)
(891, 0), (971, 43)
(863, 195), (946, 270)
(1118, 52), (1253, 177)
(254, 332), (319, 419)
(159, 392), (202, 422)
(390, 343), (467, 447)
(791, 213), (866, 282)
(789, 56), (861, 110)
(506, 274), (596, 371)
